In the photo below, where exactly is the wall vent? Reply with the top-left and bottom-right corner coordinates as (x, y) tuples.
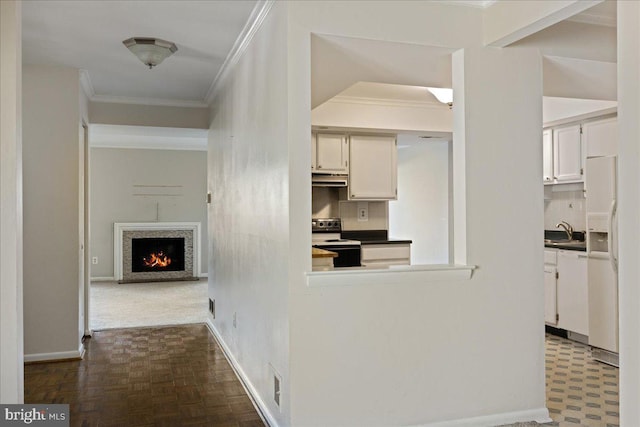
(274, 374), (281, 407)
(270, 364), (282, 410)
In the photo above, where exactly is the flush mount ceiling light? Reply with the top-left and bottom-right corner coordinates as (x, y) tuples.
(426, 87), (453, 107)
(122, 37), (178, 69)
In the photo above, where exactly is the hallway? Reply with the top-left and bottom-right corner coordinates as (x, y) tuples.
(24, 324), (264, 427)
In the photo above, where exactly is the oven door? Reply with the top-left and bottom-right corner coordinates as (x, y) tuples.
(313, 244), (361, 267)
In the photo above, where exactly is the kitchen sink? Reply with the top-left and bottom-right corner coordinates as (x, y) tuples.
(544, 239), (585, 246)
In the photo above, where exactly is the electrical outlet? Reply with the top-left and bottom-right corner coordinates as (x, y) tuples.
(233, 312), (237, 328)
(91, 257), (98, 265)
(357, 202), (369, 222)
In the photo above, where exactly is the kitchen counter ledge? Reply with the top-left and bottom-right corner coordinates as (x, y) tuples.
(306, 264), (476, 287)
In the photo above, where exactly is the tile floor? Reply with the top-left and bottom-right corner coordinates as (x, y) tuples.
(544, 333), (619, 427)
(24, 324), (265, 427)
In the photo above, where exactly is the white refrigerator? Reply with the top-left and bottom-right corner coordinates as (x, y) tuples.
(585, 155), (619, 366)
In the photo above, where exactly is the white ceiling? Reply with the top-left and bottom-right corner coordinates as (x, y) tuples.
(22, 0), (257, 106)
(311, 34), (454, 109)
(22, 0), (616, 114)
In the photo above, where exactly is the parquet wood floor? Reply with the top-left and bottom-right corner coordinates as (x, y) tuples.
(24, 324), (265, 427)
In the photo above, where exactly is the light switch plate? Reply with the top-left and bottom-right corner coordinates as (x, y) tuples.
(357, 202), (369, 222)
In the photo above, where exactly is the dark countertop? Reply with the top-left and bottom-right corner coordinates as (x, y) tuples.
(544, 242), (586, 252)
(360, 239), (413, 245)
(544, 229), (586, 252)
(341, 230), (412, 245)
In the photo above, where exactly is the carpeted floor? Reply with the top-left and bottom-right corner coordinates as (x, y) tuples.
(90, 279), (208, 330)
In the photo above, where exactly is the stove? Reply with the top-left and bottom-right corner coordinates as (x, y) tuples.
(312, 218), (361, 267)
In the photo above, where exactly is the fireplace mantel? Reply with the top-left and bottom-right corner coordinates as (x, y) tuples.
(114, 222), (201, 282)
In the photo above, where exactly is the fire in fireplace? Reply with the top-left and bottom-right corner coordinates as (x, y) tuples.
(131, 237), (185, 272)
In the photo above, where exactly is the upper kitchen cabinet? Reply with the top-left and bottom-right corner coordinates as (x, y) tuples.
(542, 129), (554, 184)
(553, 124), (583, 183)
(312, 133), (349, 174)
(583, 116), (617, 158)
(349, 135), (397, 200)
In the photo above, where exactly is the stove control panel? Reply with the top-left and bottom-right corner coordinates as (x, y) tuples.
(312, 218), (341, 232)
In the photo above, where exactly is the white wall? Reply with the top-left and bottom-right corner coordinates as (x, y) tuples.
(286, 2), (546, 426)
(23, 65), (83, 360)
(89, 148), (208, 279)
(0, 0), (24, 402)
(389, 137), (449, 264)
(512, 20), (616, 63)
(90, 102), (209, 129)
(616, 2), (640, 425)
(483, 0), (599, 47)
(207, 3), (290, 426)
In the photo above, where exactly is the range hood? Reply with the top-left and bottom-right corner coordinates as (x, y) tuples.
(312, 174), (348, 187)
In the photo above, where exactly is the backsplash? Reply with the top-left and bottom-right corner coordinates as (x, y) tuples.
(340, 201), (388, 231)
(312, 187), (389, 231)
(544, 187), (586, 231)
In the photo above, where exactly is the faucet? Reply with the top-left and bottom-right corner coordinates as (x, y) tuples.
(556, 221), (573, 241)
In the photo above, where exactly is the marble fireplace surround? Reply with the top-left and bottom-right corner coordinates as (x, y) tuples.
(114, 222), (202, 283)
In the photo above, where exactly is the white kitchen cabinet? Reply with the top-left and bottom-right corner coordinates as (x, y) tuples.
(544, 264), (558, 325)
(544, 250), (558, 326)
(313, 133), (349, 174)
(311, 132), (316, 171)
(361, 243), (410, 267)
(553, 124), (583, 183)
(583, 116), (617, 158)
(556, 250), (589, 336)
(348, 135), (397, 200)
(542, 129), (554, 184)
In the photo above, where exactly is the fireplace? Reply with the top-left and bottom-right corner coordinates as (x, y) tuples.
(114, 222), (201, 283)
(131, 237), (185, 272)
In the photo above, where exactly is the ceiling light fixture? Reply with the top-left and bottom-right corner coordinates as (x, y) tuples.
(426, 87), (453, 107)
(122, 37), (178, 69)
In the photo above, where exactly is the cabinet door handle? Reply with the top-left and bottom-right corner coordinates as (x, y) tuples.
(317, 165), (322, 169)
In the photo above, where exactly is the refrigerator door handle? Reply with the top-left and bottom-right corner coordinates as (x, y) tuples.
(609, 199), (618, 273)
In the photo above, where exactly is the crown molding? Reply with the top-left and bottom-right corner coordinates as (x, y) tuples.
(79, 69), (208, 108)
(432, 0), (497, 9)
(89, 124), (208, 151)
(327, 95), (448, 110)
(90, 94), (208, 109)
(205, 0), (274, 105)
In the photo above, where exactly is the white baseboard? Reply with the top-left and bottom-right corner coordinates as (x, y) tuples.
(205, 321), (548, 427)
(25, 343), (85, 363)
(91, 276), (115, 282)
(421, 408), (551, 427)
(206, 319), (279, 427)
(199, 273), (208, 278)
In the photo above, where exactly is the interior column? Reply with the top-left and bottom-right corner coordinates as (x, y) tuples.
(451, 45), (548, 418)
(0, 0), (25, 404)
(617, 2), (640, 425)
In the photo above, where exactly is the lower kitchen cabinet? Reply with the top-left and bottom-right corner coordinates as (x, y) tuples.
(361, 243), (410, 267)
(544, 263), (557, 325)
(545, 248), (588, 336)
